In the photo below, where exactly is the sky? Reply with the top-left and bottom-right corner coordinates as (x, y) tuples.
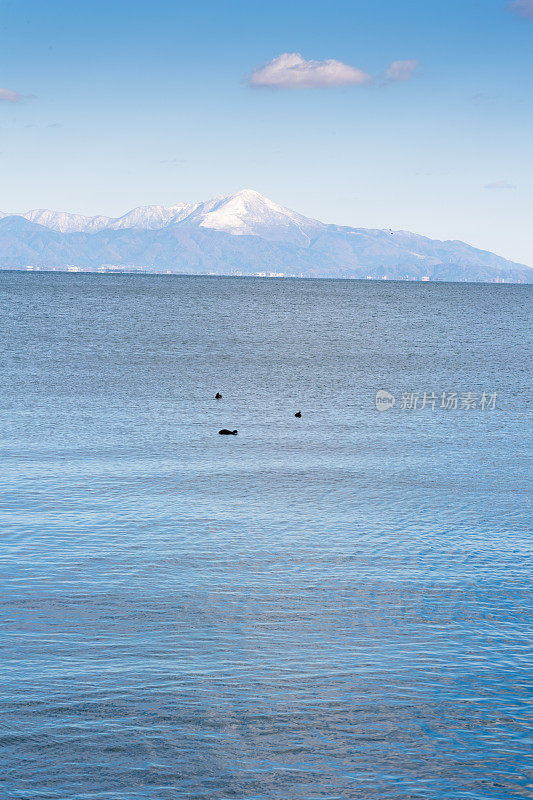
(0, 0), (532, 265)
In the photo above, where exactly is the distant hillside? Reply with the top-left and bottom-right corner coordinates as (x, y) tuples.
(1, 190), (531, 283)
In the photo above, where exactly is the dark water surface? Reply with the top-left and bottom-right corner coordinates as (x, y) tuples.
(0, 272), (531, 800)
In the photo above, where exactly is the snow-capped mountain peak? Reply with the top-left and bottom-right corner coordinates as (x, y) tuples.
(198, 189), (295, 231)
(0, 190), (320, 245)
(21, 209), (113, 233)
(0, 189), (321, 244)
(187, 190), (321, 244)
(107, 203), (198, 230)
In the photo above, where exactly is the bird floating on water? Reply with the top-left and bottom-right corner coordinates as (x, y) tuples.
(215, 392), (222, 399)
(294, 411), (302, 418)
(219, 429), (238, 435)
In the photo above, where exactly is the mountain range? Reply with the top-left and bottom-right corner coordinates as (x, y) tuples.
(0, 189), (530, 282)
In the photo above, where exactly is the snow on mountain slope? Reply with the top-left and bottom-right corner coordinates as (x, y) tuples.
(16, 205), (199, 233)
(187, 189), (322, 245)
(1, 191), (323, 245)
(20, 209), (113, 233)
(107, 203), (198, 230)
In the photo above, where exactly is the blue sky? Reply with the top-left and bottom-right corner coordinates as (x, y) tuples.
(1, 0), (532, 264)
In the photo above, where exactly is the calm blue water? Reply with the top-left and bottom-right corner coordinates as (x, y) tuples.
(0, 272), (531, 800)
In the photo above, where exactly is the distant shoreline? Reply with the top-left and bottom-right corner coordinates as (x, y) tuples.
(1, 267), (530, 286)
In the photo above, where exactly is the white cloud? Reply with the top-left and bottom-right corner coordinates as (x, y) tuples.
(0, 87), (19, 102)
(508, 0), (533, 18)
(485, 181), (517, 189)
(384, 59), (419, 82)
(247, 53), (372, 89)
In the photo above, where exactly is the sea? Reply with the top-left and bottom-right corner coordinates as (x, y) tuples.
(0, 271), (531, 800)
